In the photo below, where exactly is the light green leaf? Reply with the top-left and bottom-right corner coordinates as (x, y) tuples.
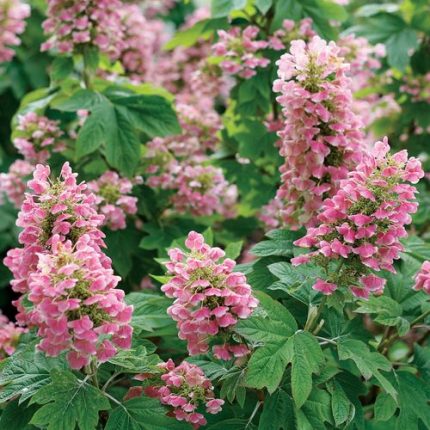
(30, 370), (110, 430)
(0, 351), (67, 404)
(211, 0), (247, 18)
(225, 241), (243, 260)
(255, 0), (273, 14)
(53, 89), (104, 111)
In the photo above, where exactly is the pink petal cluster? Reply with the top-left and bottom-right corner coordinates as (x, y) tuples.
(143, 359), (224, 428)
(0, 312), (26, 360)
(13, 112), (64, 163)
(259, 197), (283, 230)
(268, 18), (315, 51)
(141, 0), (175, 18)
(0, 0), (30, 62)
(28, 234), (132, 369)
(170, 164), (238, 218)
(413, 261), (430, 294)
(4, 163), (133, 368)
(41, 0), (124, 58)
(4, 162), (105, 324)
(0, 159), (33, 208)
(145, 139), (237, 218)
(161, 231), (258, 358)
(273, 35), (365, 229)
(292, 138), (424, 299)
(118, 5), (165, 82)
(213, 26), (270, 79)
(400, 72), (430, 104)
(87, 171), (142, 231)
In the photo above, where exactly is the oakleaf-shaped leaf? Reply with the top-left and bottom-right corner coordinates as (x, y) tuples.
(337, 339), (396, 398)
(30, 370), (110, 430)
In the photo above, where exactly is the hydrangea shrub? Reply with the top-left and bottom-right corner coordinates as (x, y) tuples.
(0, 1), (429, 429)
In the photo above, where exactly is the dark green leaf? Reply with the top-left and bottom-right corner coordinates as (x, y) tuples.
(258, 389), (294, 430)
(0, 399), (38, 429)
(51, 57), (74, 81)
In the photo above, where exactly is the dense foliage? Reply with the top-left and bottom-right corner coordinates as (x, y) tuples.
(0, 0), (430, 429)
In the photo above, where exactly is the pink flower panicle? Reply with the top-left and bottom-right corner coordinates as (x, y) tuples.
(0, 312), (26, 360)
(400, 72), (430, 104)
(413, 261), (430, 294)
(88, 171), (142, 231)
(13, 112), (64, 163)
(213, 25), (270, 79)
(142, 359), (224, 428)
(268, 18), (315, 51)
(0, 0), (30, 62)
(145, 138), (237, 218)
(118, 5), (165, 81)
(292, 138), (424, 299)
(41, 0), (124, 58)
(4, 162), (105, 323)
(28, 234), (132, 369)
(161, 231), (258, 358)
(273, 35), (365, 229)
(170, 164), (238, 218)
(0, 159), (33, 208)
(4, 163), (133, 368)
(259, 197), (284, 230)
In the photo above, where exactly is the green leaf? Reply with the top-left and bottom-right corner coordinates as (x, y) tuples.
(82, 45), (100, 72)
(251, 240), (294, 257)
(255, 0), (273, 14)
(258, 389), (294, 430)
(385, 28), (419, 70)
(107, 345), (160, 373)
(51, 57), (74, 81)
(225, 241), (243, 260)
(327, 380), (355, 426)
(337, 340), (397, 398)
(126, 293), (176, 335)
(104, 106), (141, 175)
(235, 292), (297, 344)
(0, 399), (38, 429)
(109, 94), (181, 138)
(30, 370), (110, 430)
(0, 351), (67, 404)
(394, 371), (430, 429)
(290, 331), (325, 408)
(75, 99), (113, 158)
(220, 367), (247, 407)
(374, 392), (397, 422)
(53, 89), (104, 111)
(105, 396), (189, 430)
(165, 18), (227, 49)
(211, 0), (247, 18)
(245, 340), (293, 394)
(202, 227), (214, 246)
